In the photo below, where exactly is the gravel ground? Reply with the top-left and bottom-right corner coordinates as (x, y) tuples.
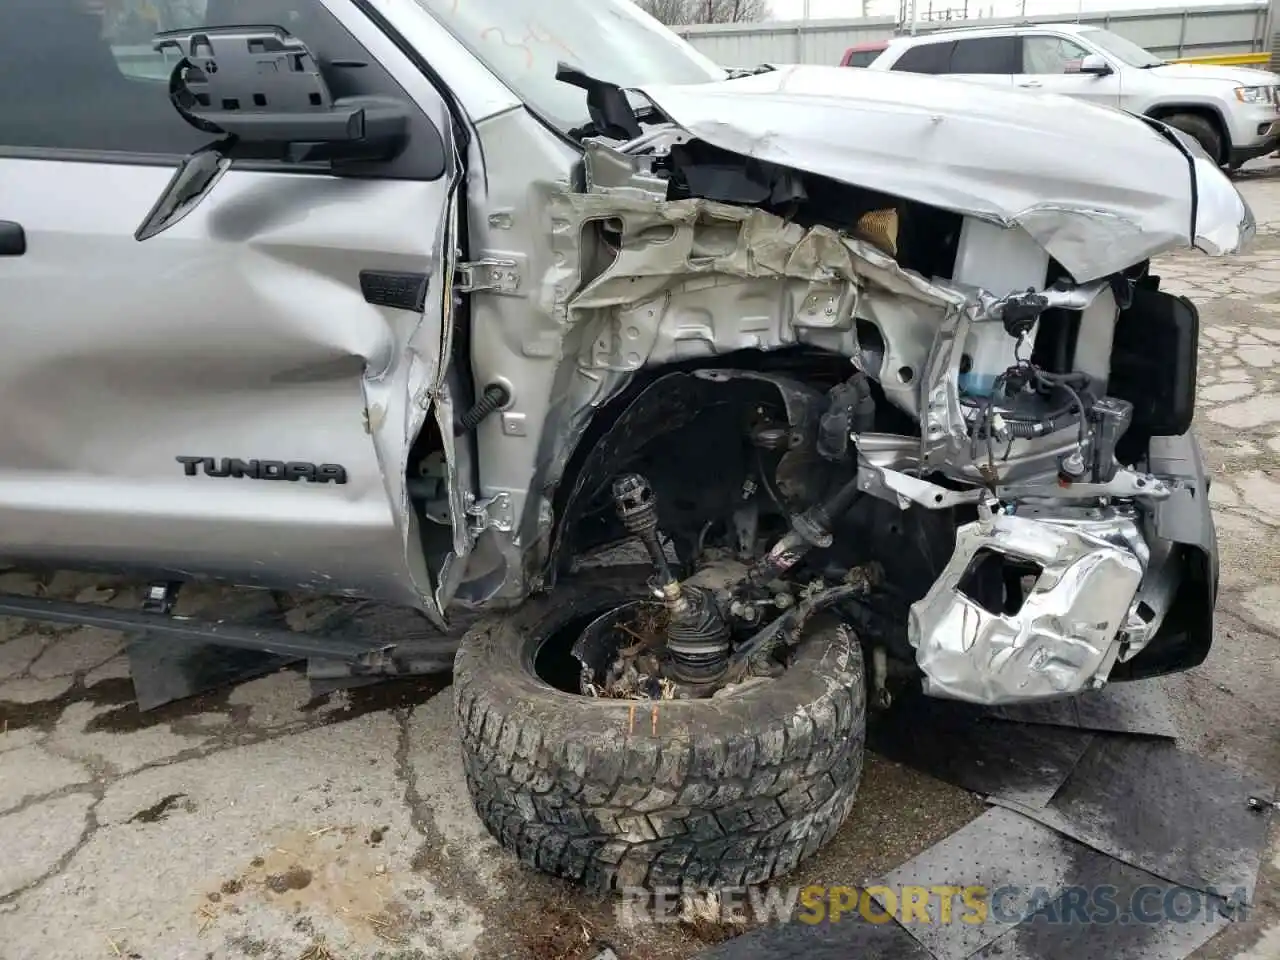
(1, 168), (1279, 960)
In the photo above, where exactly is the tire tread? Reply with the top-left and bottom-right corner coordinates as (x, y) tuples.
(453, 569), (866, 892)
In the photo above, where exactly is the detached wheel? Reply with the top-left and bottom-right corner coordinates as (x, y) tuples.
(453, 568), (866, 891)
(1164, 113), (1224, 164)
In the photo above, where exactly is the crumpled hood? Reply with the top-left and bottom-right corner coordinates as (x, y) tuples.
(1146, 62), (1280, 86)
(637, 64), (1252, 280)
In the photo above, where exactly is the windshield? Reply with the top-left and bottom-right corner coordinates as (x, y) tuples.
(1080, 28), (1164, 68)
(413, 0), (726, 133)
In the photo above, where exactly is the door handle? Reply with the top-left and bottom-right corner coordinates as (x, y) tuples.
(1018, 80), (1043, 88)
(0, 221), (25, 256)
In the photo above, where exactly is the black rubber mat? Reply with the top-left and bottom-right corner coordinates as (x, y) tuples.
(874, 807), (1087, 959)
(867, 690), (1094, 808)
(984, 681), (1179, 739)
(700, 806), (1233, 960)
(694, 911), (933, 959)
(970, 850), (1232, 960)
(127, 636), (292, 712)
(990, 737), (1276, 906)
(702, 692), (1272, 960)
(872, 808), (1230, 960)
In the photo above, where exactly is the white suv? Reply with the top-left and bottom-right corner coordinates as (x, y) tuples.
(866, 23), (1280, 168)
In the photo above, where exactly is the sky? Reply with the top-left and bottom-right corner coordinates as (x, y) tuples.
(766, 0), (1263, 21)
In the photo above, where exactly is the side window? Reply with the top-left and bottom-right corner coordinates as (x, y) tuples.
(949, 36), (1019, 74)
(0, 0), (439, 175)
(1021, 35), (1093, 74)
(890, 42), (955, 75)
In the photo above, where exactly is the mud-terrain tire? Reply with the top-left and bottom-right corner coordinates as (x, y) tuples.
(453, 568), (866, 892)
(1164, 113), (1224, 164)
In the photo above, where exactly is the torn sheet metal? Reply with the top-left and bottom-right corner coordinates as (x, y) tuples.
(636, 65), (1252, 281)
(538, 189), (964, 499)
(990, 737), (1276, 906)
(873, 806), (1231, 960)
(908, 510), (1146, 706)
(985, 679), (1179, 739)
(552, 191), (960, 359)
(867, 690), (1094, 809)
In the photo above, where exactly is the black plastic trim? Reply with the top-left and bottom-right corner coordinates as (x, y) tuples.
(0, 592), (393, 665)
(359, 270), (429, 312)
(1230, 137), (1278, 166)
(0, 220), (26, 256)
(350, 0), (471, 155)
(1112, 430), (1218, 681)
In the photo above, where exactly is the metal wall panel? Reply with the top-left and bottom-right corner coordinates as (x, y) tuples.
(675, 4), (1269, 66)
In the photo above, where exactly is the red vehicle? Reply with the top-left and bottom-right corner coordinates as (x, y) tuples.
(840, 39), (890, 67)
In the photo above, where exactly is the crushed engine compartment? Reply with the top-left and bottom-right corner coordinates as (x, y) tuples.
(543, 123), (1219, 707)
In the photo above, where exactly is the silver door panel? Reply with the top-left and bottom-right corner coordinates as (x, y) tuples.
(0, 157), (450, 609)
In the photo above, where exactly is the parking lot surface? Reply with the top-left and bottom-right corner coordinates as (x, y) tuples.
(2, 171), (1279, 960)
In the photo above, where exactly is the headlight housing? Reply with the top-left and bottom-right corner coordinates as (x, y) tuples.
(1234, 85), (1273, 104)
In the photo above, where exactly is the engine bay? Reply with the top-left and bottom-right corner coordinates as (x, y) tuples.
(544, 129), (1205, 707)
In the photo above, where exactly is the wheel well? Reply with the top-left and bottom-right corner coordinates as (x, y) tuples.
(542, 350), (958, 666)
(546, 349), (852, 579)
(1146, 105), (1230, 160)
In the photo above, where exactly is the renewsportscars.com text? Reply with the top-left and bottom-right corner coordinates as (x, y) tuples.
(619, 884), (1246, 927)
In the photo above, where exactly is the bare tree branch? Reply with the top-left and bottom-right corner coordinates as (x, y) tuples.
(634, 0), (769, 26)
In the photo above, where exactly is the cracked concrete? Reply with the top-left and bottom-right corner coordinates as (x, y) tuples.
(3, 168), (1280, 960)
(0, 746), (90, 815)
(28, 628), (124, 681)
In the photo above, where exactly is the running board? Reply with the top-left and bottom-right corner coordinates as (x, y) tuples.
(0, 592), (395, 668)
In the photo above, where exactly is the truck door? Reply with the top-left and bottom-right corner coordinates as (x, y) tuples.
(0, 0), (464, 618)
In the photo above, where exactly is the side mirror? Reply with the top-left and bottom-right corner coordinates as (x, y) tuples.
(154, 26), (409, 163)
(1078, 54), (1113, 76)
(137, 25), (413, 242)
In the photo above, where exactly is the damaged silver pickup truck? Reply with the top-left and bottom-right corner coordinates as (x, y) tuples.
(0, 0), (1250, 892)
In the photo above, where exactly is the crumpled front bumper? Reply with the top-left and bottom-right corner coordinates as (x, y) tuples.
(907, 431), (1217, 706)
